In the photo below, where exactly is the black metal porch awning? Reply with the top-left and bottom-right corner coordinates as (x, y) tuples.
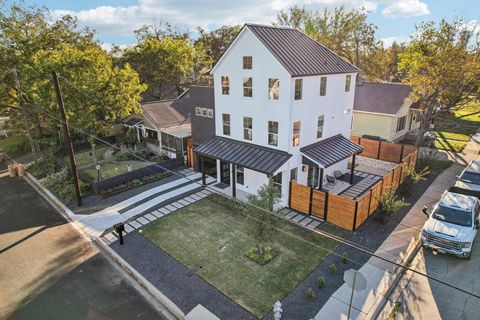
(123, 116), (143, 126)
(195, 136), (291, 175)
(300, 134), (363, 168)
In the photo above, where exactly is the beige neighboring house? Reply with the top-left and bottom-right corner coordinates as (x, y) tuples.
(352, 82), (421, 142)
(0, 117), (9, 137)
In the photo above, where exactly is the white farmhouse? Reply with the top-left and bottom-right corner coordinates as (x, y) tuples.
(195, 24), (363, 207)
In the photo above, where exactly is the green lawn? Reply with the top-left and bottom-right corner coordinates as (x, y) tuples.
(69, 146), (109, 166)
(142, 198), (342, 318)
(79, 161), (149, 180)
(0, 135), (30, 157)
(434, 138), (467, 153)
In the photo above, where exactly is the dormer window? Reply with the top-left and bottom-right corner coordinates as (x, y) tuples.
(243, 56), (252, 69)
(345, 75), (351, 92)
(221, 76), (230, 95)
(294, 79), (303, 100)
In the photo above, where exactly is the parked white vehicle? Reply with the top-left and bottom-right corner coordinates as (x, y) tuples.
(421, 192), (480, 259)
(453, 160), (480, 198)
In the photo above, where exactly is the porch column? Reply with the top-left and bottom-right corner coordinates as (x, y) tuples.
(201, 156), (206, 185)
(350, 154), (356, 184)
(231, 164), (236, 198)
(318, 167), (324, 190)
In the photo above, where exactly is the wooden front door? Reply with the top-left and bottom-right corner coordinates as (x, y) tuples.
(220, 161), (230, 185)
(186, 138), (193, 167)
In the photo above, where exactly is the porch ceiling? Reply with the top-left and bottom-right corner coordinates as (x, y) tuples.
(195, 136), (291, 175)
(301, 134), (363, 168)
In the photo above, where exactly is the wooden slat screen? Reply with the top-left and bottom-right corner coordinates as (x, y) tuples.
(327, 194), (356, 230)
(311, 189), (326, 219)
(290, 182), (311, 214)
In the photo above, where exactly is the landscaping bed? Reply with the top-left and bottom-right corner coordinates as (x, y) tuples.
(79, 161), (150, 180)
(142, 196), (341, 319)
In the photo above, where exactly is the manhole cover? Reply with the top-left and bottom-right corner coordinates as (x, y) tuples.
(186, 264), (204, 277)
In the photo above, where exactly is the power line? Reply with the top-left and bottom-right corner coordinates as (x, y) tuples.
(15, 74), (480, 300)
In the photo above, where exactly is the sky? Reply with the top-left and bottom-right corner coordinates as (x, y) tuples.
(4, 0), (480, 47)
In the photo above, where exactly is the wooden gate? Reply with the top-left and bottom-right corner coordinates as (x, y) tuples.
(289, 182), (311, 215)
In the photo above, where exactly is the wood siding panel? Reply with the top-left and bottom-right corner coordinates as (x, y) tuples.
(327, 194), (356, 230)
(355, 193), (370, 229)
(382, 171), (394, 193)
(290, 182), (311, 214)
(369, 181), (382, 214)
(378, 142), (403, 163)
(393, 165), (402, 186)
(311, 189), (326, 219)
(360, 139), (380, 159)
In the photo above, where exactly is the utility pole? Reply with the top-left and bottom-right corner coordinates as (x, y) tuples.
(52, 71), (82, 206)
(12, 68), (37, 158)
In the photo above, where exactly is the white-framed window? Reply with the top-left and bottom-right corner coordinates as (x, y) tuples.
(268, 78), (279, 100)
(222, 113), (231, 136)
(292, 121), (301, 147)
(243, 117), (252, 140)
(268, 121), (279, 146)
(243, 77), (252, 97)
(243, 56), (252, 70)
(221, 76), (230, 95)
(320, 76), (327, 96)
(290, 167), (298, 181)
(396, 115), (406, 132)
(294, 79), (303, 100)
(317, 115), (324, 138)
(236, 166), (244, 185)
(196, 107), (213, 118)
(273, 172), (282, 193)
(161, 132), (176, 153)
(345, 74), (351, 92)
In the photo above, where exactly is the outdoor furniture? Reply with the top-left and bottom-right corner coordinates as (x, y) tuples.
(326, 175), (336, 185)
(334, 170), (343, 179)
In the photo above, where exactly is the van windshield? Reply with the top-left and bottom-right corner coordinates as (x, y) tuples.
(433, 206), (472, 227)
(460, 172), (480, 185)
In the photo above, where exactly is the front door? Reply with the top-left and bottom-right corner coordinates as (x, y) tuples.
(220, 161), (230, 185)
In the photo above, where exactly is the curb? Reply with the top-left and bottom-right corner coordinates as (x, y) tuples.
(22, 172), (185, 320)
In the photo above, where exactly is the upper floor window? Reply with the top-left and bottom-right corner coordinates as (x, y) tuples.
(294, 79), (303, 100)
(268, 78), (279, 100)
(396, 115), (406, 133)
(243, 117), (252, 140)
(268, 121), (278, 146)
(243, 56), (252, 69)
(222, 113), (231, 136)
(243, 77), (253, 97)
(345, 75), (351, 92)
(221, 76), (230, 95)
(317, 115), (324, 138)
(292, 121), (301, 147)
(272, 172), (282, 193)
(195, 107), (213, 118)
(320, 77), (327, 96)
(290, 167), (298, 181)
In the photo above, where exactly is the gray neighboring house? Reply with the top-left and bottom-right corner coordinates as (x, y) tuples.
(123, 85), (214, 167)
(352, 82), (421, 142)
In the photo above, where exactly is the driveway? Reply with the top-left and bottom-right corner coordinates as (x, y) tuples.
(395, 246), (480, 319)
(0, 176), (164, 320)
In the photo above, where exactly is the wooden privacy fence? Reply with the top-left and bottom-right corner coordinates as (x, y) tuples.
(289, 144), (419, 231)
(350, 136), (417, 164)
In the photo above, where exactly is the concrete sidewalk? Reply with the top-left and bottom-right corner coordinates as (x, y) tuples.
(313, 163), (464, 320)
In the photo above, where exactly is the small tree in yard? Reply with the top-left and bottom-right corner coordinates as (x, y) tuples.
(400, 166), (430, 196)
(376, 184), (405, 223)
(247, 179), (281, 256)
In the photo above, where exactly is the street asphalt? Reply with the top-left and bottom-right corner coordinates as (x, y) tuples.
(0, 175), (164, 320)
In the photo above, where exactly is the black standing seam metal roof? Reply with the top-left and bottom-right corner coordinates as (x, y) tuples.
(300, 134), (363, 168)
(246, 24), (359, 76)
(194, 136), (292, 175)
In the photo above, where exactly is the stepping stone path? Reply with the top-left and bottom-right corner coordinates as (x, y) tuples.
(100, 189), (212, 244)
(278, 208), (324, 231)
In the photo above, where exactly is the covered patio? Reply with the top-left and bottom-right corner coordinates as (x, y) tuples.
(300, 134), (363, 195)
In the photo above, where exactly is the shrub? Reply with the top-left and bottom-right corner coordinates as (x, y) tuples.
(305, 288), (315, 302)
(400, 166), (430, 195)
(329, 264), (337, 274)
(341, 252), (349, 264)
(316, 276), (326, 288)
(376, 184), (405, 223)
(244, 245), (277, 265)
(29, 152), (64, 179)
(0, 136), (30, 157)
(114, 152), (130, 161)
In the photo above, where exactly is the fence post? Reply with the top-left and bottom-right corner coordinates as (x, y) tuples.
(399, 144), (405, 163)
(308, 187), (313, 215)
(367, 189), (373, 216)
(377, 141), (382, 159)
(324, 191), (329, 221)
(288, 180), (292, 208)
(352, 201), (359, 231)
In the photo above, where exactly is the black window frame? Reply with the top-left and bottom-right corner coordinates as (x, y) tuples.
(294, 78), (303, 100)
(243, 77), (253, 97)
(243, 56), (252, 70)
(268, 120), (279, 146)
(221, 76), (230, 95)
(320, 76), (327, 96)
(268, 78), (279, 100)
(222, 113), (231, 136)
(243, 116), (253, 141)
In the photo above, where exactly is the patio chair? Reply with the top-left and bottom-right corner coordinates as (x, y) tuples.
(334, 170), (343, 179)
(326, 175), (336, 186)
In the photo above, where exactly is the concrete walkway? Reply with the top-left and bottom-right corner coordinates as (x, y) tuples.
(314, 130), (480, 320)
